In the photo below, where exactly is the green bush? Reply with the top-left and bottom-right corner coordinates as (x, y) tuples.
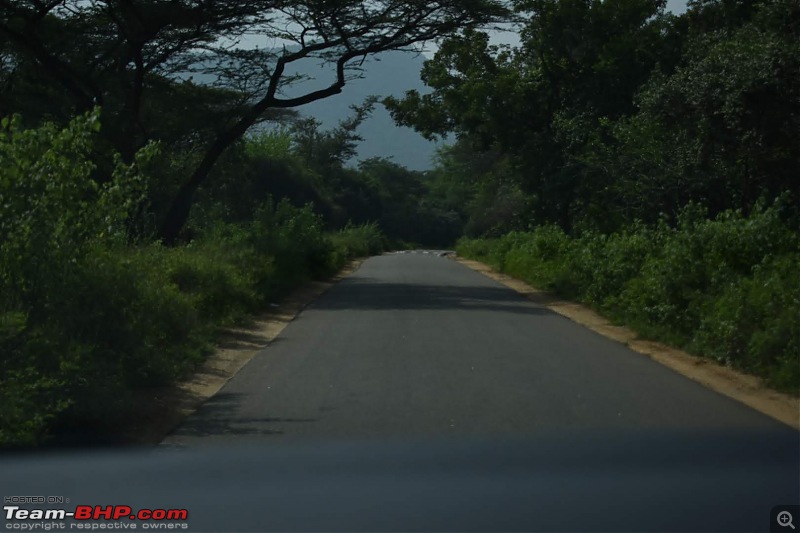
(328, 222), (386, 265)
(454, 237), (499, 267)
(694, 254), (800, 389)
(247, 199), (334, 284)
(0, 111), (154, 445)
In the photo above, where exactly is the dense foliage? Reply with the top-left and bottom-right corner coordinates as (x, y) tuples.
(389, 0), (799, 233)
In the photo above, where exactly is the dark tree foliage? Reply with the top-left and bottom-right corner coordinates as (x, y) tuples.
(388, 0), (798, 234)
(387, 0), (680, 232)
(0, 0), (508, 242)
(588, 0), (800, 225)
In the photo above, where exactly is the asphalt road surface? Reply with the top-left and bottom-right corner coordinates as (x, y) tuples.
(164, 252), (789, 445)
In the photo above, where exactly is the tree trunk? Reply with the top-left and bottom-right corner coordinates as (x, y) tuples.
(157, 93), (278, 243)
(158, 149), (222, 244)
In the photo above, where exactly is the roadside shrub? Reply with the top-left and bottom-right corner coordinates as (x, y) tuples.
(455, 237), (499, 267)
(44, 245), (207, 426)
(249, 199), (333, 282)
(581, 225), (657, 310)
(0, 111), (156, 444)
(159, 245), (256, 325)
(329, 222), (386, 266)
(694, 254), (800, 390)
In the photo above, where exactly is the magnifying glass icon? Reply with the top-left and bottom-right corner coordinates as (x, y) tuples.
(778, 511), (796, 530)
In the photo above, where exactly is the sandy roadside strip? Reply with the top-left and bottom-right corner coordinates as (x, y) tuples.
(456, 256), (799, 430)
(122, 260), (364, 445)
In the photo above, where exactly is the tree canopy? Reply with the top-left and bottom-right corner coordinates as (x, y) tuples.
(1, 0), (508, 241)
(387, 0), (799, 233)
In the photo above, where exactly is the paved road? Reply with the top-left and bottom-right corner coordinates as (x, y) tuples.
(164, 253), (788, 445)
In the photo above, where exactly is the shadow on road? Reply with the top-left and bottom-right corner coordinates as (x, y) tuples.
(313, 279), (552, 315)
(170, 392), (316, 438)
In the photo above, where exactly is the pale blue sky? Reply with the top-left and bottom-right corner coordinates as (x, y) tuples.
(667, 0), (688, 14)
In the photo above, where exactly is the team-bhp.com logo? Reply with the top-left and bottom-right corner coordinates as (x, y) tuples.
(4, 504), (189, 530)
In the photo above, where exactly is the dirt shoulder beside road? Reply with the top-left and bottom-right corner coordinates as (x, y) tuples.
(457, 257), (799, 430)
(121, 261), (364, 445)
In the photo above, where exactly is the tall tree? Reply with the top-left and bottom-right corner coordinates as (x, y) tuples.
(598, 0), (800, 220)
